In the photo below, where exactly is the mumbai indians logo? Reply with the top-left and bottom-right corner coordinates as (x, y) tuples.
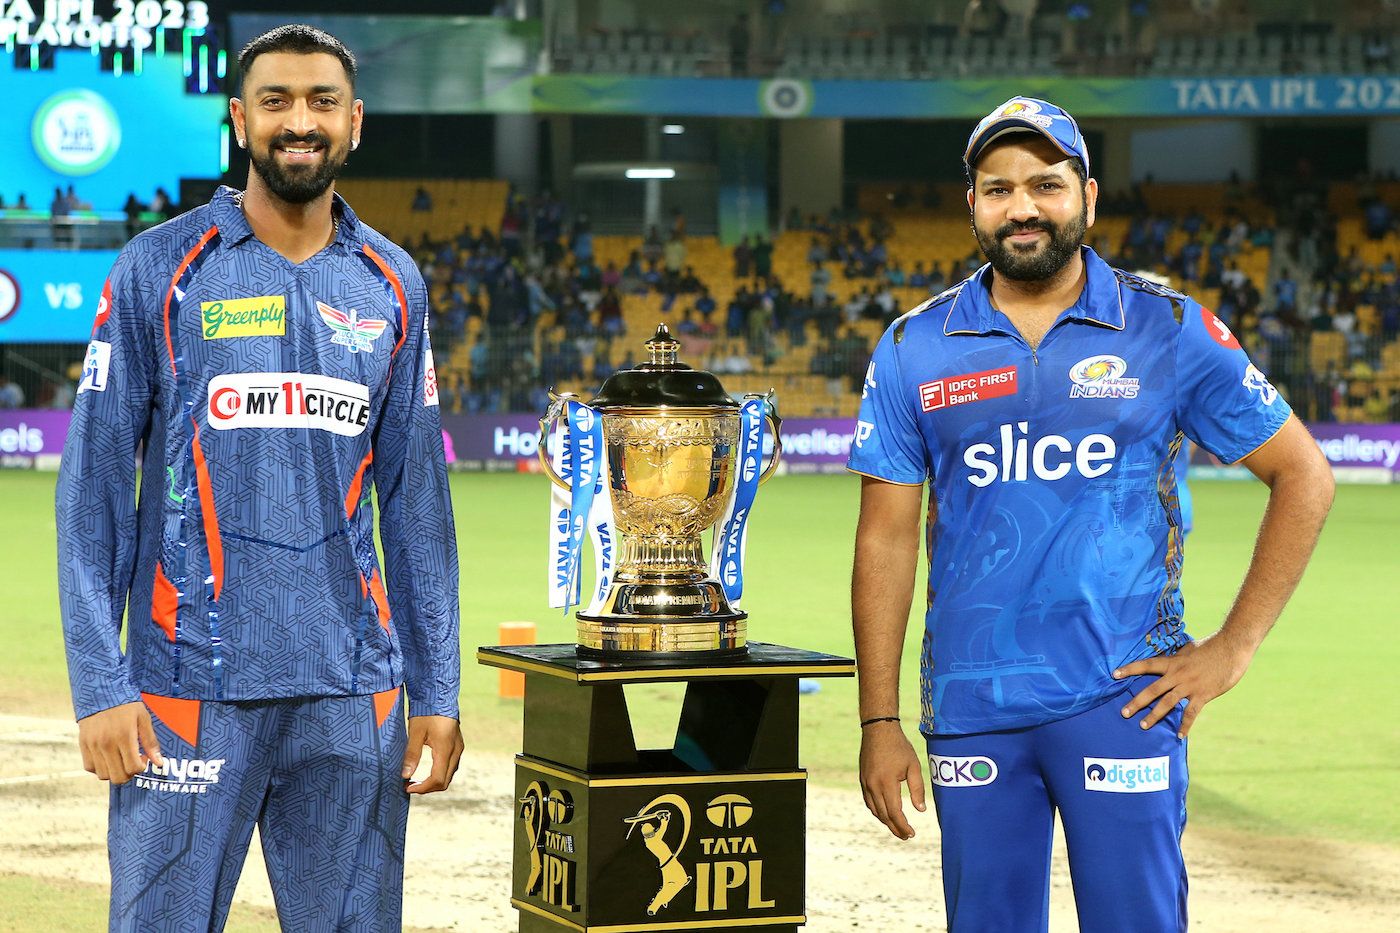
(135, 757), (227, 794)
(1069, 354), (1140, 399)
(996, 98), (1054, 128)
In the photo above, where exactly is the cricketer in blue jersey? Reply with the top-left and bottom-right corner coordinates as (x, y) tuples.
(56, 26), (462, 931)
(849, 97), (1333, 932)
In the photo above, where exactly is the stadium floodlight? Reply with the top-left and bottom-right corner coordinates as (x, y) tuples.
(662, 124), (685, 134)
(625, 168), (676, 179)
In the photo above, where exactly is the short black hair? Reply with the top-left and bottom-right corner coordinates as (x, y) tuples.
(238, 24), (357, 93)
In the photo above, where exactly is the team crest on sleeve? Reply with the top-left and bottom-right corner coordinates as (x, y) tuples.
(919, 365), (1018, 412)
(1068, 354), (1140, 399)
(1242, 363), (1279, 405)
(317, 301), (388, 353)
(1201, 307), (1241, 349)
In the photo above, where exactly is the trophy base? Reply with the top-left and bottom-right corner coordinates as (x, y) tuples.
(575, 579), (748, 662)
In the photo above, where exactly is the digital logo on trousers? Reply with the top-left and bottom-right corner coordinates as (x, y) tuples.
(317, 301), (388, 353)
(207, 372), (371, 436)
(1069, 355), (1140, 399)
(929, 755), (998, 787)
(1083, 756), (1170, 793)
(134, 757), (227, 794)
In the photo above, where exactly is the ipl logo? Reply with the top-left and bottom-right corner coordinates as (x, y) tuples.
(519, 780), (578, 910)
(624, 794), (693, 916)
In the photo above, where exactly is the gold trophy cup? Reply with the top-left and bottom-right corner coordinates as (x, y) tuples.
(540, 325), (780, 661)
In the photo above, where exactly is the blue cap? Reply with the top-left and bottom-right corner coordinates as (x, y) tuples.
(964, 96), (1090, 177)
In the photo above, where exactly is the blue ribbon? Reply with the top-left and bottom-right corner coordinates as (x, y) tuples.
(562, 400), (603, 612)
(715, 397), (767, 604)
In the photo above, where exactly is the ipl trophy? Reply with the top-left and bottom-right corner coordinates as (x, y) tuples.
(540, 324), (780, 661)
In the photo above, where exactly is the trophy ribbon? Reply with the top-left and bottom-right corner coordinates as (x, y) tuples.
(708, 395), (769, 608)
(545, 402), (575, 610)
(545, 399), (605, 612)
(583, 473), (616, 617)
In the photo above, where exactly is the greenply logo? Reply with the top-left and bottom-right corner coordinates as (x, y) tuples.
(32, 89), (122, 176)
(929, 755), (997, 787)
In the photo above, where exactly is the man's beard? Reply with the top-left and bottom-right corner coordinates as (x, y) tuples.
(974, 194), (1088, 282)
(249, 131), (348, 205)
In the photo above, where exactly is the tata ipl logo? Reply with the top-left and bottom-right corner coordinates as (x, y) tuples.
(32, 89), (122, 176)
(519, 780), (578, 911)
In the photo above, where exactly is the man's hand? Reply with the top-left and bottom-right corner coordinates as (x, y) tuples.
(1113, 632), (1255, 738)
(78, 702), (163, 785)
(402, 715), (464, 795)
(858, 722), (926, 840)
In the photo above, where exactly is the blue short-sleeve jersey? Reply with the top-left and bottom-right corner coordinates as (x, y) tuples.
(848, 247), (1289, 735)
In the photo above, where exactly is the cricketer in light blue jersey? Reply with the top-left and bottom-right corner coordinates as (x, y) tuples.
(849, 96), (1334, 933)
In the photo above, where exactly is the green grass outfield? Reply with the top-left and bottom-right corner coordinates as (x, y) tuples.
(2, 470), (1397, 848)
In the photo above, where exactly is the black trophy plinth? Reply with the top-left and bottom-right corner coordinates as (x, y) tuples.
(476, 643), (856, 933)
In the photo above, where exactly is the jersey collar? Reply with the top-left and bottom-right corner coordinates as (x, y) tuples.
(943, 246), (1126, 336)
(210, 185), (363, 252)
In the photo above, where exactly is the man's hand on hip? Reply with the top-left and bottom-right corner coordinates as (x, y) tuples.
(402, 715), (464, 795)
(859, 722), (927, 841)
(78, 701), (163, 784)
(1113, 632), (1255, 738)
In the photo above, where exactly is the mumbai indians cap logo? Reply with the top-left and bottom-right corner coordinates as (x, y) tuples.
(1069, 354), (1140, 399)
(996, 98), (1055, 129)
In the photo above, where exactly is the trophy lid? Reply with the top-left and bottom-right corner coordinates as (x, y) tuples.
(589, 324), (738, 409)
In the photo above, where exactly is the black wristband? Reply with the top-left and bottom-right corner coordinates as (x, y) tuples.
(860, 716), (901, 728)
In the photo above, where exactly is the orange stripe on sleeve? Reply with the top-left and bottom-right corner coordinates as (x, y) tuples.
(345, 450), (373, 518)
(151, 563), (178, 642)
(368, 569), (392, 634)
(373, 687), (400, 729)
(141, 693), (201, 747)
(162, 227), (219, 378)
(190, 428), (224, 601)
(360, 243), (409, 356)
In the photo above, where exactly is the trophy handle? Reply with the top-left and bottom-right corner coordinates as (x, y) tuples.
(538, 389), (577, 491)
(755, 393), (783, 485)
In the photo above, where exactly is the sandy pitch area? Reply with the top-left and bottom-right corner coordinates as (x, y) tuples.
(2, 715), (1396, 931)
